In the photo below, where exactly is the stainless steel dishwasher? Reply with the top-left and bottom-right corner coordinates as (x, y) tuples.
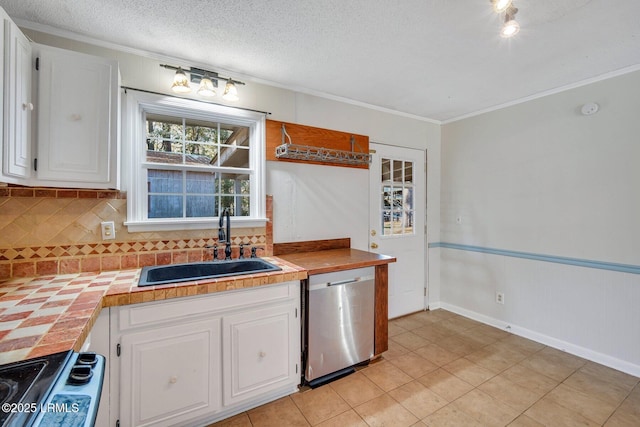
(305, 266), (375, 387)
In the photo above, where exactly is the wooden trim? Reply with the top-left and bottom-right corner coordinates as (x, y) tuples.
(272, 238), (351, 256)
(374, 264), (389, 356)
(266, 120), (369, 169)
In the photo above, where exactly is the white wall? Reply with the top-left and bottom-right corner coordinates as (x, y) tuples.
(441, 70), (640, 375)
(267, 161), (370, 249)
(266, 94), (441, 250)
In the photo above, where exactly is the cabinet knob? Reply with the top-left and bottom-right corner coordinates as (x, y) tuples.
(370, 242), (379, 249)
(70, 114), (82, 121)
(258, 351), (266, 358)
(22, 103), (34, 111)
(169, 376), (178, 384)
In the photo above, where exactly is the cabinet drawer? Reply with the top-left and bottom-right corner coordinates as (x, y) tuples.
(118, 281), (298, 331)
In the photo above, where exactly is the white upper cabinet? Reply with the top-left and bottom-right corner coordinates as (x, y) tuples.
(34, 44), (120, 189)
(2, 12), (32, 182)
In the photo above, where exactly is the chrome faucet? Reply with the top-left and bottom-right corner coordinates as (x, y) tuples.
(218, 208), (232, 260)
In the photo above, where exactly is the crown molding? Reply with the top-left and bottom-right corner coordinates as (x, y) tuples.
(15, 18), (441, 126)
(16, 19), (640, 127)
(442, 63), (640, 124)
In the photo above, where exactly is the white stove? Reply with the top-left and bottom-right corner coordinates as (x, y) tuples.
(0, 351), (105, 427)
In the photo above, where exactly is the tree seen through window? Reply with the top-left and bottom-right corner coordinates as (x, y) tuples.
(144, 114), (250, 219)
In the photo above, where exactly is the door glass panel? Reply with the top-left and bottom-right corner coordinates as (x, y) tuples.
(382, 159), (391, 182)
(405, 163), (413, 183)
(393, 160), (403, 182)
(403, 187), (414, 234)
(382, 186), (392, 209)
(380, 157), (415, 236)
(382, 210), (392, 236)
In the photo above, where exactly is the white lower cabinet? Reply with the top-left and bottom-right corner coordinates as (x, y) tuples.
(119, 318), (221, 427)
(223, 304), (297, 406)
(111, 281), (300, 427)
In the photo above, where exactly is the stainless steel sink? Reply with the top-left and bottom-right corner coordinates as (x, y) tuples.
(138, 259), (282, 287)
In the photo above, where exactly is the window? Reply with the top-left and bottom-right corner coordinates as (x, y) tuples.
(123, 92), (266, 232)
(381, 158), (414, 236)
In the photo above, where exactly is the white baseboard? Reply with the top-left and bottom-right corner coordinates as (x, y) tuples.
(438, 302), (640, 378)
(427, 301), (442, 310)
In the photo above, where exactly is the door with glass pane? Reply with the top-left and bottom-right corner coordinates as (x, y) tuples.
(369, 143), (426, 318)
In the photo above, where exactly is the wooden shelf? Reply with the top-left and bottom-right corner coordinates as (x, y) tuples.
(266, 120), (370, 169)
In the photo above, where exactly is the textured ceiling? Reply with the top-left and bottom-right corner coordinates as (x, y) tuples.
(2, 0), (639, 122)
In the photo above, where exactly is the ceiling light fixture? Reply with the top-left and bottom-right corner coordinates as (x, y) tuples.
(222, 80), (239, 101)
(197, 75), (216, 97)
(492, 0), (512, 13)
(171, 67), (191, 93)
(499, 4), (520, 38)
(161, 64), (245, 101)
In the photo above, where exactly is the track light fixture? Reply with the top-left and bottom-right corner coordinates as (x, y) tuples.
(491, 0), (520, 38)
(160, 64), (245, 101)
(500, 12), (520, 38)
(492, 0), (512, 13)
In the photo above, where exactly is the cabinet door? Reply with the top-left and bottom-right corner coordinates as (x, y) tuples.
(119, 318), (221, 427)
(35, 44), (119, 188)
(2, 17), (32, 180)
(223, 304), (299, 406)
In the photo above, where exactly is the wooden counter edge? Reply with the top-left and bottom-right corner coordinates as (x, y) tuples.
(374, 264), (389, 356)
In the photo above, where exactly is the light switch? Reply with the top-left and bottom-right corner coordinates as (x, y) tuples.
(101, 221), (116, 240)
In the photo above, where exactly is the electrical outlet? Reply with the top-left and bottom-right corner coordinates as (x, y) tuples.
(496, 292), (505, 305)
(101, 221), (116, 240)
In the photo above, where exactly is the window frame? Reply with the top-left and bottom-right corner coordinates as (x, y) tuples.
(122, 91), (267, 232)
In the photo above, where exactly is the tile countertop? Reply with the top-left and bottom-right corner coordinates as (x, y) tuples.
(0, 257), (307, 364)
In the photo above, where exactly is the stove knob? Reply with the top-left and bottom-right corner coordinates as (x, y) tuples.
(68, 365), (93, 385)
(77, 352), (98, 367)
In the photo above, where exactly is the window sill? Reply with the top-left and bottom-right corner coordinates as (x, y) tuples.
(124, 217), (268, 233)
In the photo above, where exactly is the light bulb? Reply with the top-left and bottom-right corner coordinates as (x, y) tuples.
(197, 75), (216, 97)
(493, 0), (512, 13)
(171, 67), (191, 93)
(500, 19), (520, 38)
(222, 80), (239, 101)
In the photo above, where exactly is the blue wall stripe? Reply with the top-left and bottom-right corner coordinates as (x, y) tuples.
(428, 242), (640, 275)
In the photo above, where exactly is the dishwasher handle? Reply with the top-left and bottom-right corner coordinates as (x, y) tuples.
(309, 275), (374, 291)
(328, 275), (373, 286)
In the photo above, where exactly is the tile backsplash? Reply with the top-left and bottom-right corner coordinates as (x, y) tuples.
(0, 185), (270, 279)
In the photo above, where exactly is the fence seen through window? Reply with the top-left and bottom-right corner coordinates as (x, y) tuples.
(145, 114), (251, 219)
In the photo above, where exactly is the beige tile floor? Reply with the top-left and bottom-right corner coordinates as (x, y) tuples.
(212, 309), (640, 427)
